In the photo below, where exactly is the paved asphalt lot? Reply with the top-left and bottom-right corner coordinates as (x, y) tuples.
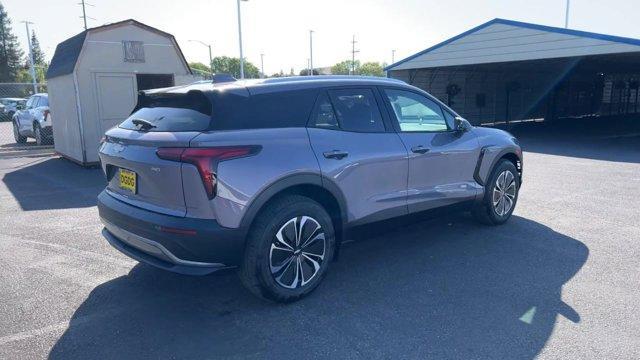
(0, 120), (638, 359)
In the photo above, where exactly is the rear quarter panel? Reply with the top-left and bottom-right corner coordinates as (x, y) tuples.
(189, 128), (320, 228)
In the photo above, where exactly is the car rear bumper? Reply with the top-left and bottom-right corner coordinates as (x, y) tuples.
(98, 190), (247, 275)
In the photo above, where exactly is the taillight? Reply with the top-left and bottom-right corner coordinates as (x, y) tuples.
(43, 109), (50, 120)
(156, 146), (260, 199)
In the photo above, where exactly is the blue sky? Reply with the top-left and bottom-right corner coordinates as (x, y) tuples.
(5, 0), (640, 75)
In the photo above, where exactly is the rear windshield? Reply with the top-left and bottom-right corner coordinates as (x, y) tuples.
(119, 92), (212, 132)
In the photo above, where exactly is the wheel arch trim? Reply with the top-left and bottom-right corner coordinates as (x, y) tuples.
(239, 172), (348, 233)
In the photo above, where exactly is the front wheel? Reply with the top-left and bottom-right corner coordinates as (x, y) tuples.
(473, 159), (520, 225)
(13, 120), (26, 144)
(239, 195), (336, 303)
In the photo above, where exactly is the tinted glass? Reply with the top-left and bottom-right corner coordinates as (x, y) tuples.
(120, 107), (211, 132)
(385, 89), (448, 132)
(39, 97), (49, 107)
(26, 97), (35, 108)
(328, 89), (385, 132)
(211, 88), (318, 130)
(310, 93), (339, 130)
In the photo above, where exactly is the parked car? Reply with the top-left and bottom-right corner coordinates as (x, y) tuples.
(98, 76), (523, 302)
(12, 93), (53, 145)
(0, 97), (26, 120)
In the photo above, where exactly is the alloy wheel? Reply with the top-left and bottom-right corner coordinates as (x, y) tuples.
(492, 170), (517, 216)
(269, 216), (326, 289)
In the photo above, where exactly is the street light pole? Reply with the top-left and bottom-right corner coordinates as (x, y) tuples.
(309, 30), (314, 76)
(260, 53), (264, 78)
(237, 0), (248, 79)
(391, 49), (396, 64)
(189, 40), (213, 73)
(564, 0), (570, 28)
(21, 21), (37, 94)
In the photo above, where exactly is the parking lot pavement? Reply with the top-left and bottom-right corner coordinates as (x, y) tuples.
(0, 122), (639, 359)
(0, 122), (55, 159)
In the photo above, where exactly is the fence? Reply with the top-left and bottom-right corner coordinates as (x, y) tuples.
(0, 83), (50, 152)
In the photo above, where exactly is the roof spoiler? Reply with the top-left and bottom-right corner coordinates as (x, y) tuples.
(212, 74), (237, 83)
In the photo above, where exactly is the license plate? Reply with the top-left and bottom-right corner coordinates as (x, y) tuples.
(119, 168), (137, 194)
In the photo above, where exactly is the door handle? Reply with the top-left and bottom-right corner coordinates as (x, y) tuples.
(323, 150), (349, 160)
(411, 145), (430, 154)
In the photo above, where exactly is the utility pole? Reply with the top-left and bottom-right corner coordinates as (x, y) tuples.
(21, 21), (37, 94)
(564, 0), (570, 28)
(391, 49), (396, 64)
(309, 30), (314, 76)
(350, 35), (359, 75)
(78, 0), (94, 30)
(260, 53), (264, 78)
(237, 0), (248, 79)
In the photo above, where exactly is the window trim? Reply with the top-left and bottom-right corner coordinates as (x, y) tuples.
(379, 86), (457, 134)
(306, 86), (392, 134)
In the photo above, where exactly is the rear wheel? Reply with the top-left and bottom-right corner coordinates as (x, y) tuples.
(473, 159), (520, 225)
(34, 124), (43, 145)
(13, 120), (26, 144)
(34, 123), (52, 146)
(239, 195), (336, 302)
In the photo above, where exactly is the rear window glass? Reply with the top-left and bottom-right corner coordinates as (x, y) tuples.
(120, 92), (212, 132)
(328, 88), (385, 132)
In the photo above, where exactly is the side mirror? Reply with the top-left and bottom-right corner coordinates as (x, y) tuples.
(454, 116), (471, 132)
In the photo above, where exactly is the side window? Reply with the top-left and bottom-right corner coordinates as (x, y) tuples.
(328, 88), (385, 132)
(384, 89), (449, 132)
(310, 93), (339, 130)
(39, 97), (49, 107)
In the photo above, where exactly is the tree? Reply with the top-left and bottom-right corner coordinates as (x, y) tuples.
(30, 30), (45, 66)
(188, 62), (211, 76)
(359, 62), (385, 77)
(0, 4), (24, 82)
(210, 56), (260, 79)
(331, 60), (359, 75)
(299, 68), (320, 76)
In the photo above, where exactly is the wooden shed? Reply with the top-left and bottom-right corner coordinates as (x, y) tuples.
(46, 19), (194, 166)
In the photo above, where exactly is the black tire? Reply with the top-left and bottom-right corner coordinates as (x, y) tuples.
(34, 123), (44, 146)
(13, 120), (26, 144)
(473, 159), (520, 225)
(239, 195), (336, 303)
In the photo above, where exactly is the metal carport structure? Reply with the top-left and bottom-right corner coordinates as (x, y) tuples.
(386, 19), (640, 126)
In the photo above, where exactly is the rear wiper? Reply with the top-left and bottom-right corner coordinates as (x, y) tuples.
(131, 118), (156, 131)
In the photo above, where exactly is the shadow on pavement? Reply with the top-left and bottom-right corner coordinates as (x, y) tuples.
(49, 214), (588, 359)
(508, 117), (640, 163)
(2, 157), (104, 211)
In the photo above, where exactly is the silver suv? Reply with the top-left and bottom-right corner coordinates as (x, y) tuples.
(98, 76), (522, 302)
(12, 93), (53, 145)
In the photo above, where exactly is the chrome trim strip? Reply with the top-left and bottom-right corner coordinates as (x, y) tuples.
(101, 218), (224, 268)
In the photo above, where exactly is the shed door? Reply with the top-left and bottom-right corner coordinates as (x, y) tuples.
(94, 73), (137, 135)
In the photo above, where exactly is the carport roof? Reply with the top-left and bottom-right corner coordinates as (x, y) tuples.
(385, 18), (640, 71)
(46, 19), (192, 79)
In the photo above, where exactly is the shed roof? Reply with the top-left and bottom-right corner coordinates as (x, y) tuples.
(46, 19), (191, 79)
(385, 18), (640, 71)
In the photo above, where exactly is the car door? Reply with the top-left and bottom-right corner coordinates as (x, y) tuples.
(307, 88), (408, 225)
(380, 87), (481, 213)
(17, 96), (36, 134)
